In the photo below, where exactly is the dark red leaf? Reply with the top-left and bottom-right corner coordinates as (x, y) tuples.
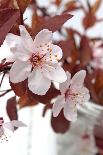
(10, 80), (27, 97)
(64, 1), (82, 12)
(85, 72), (99, 103)
(54, 0), (61, 6)
(6, 96), (18, 120)
(58, 39), (74, 59)
(82, 12), (96, 30)
(18, 93), (38, 108)
(0, 8), (20, 46)
(95, 70), (103, 105)
(16, 0), (32, 13)
(28, 85), (60, 104)
(35, 13), (73, 35)
(58, 38), (79, 66)
(0, 0), (10, 9)
(51, 110), (70, 133)
(79, 36), (92, 66)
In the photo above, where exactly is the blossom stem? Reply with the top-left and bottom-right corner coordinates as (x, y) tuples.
(0, 62), (13, 72)
(0, 89), (12, 97)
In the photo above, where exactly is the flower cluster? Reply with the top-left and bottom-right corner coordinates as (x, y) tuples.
(6, 26), (90, 121)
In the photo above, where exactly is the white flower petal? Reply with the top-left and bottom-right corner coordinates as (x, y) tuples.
(43, 64), (67, 83)
(34, 29), (53, 49)
(6, 33), (31, 61)
(59, 71), (71, 94)
(64, 99), (77, 122)
(45, 44), (63, 63)
(6, 55), (16, 62)
(3, 122), (14, 132)
(10, 60), (32, 83)
(52, 95), (65, 117)
(71, 70), (86, 89)
(75, 87), (90, 104)
(19, 25), (34, 52)
(11, 120), (27, 127)
(28, 69), (51, 95)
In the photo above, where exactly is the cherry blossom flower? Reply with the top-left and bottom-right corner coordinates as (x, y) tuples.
(0, 117), (26, 143)
(53, 70), (90, 122)
(6, 25), (67, 95)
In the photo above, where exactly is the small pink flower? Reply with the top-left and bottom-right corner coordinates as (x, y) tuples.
(6, 26), (67, 95)
(53, 70), (90, 122)
(0, 117), (26, 143)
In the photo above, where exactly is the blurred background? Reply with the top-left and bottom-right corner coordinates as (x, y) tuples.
(1, 0), (103, 155)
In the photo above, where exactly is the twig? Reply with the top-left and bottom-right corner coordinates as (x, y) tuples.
(0, 62), (13, 73)
(0, 72), (6, 88)
(0, 89), (12, 97)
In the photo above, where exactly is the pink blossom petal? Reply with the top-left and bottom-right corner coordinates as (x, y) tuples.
(64, 99), (77, 122)
(3, 122), (14, 132)
(28, 69), (51, 95)
(59, 71), (71, 94)
(43, 64), (67, 83)
(34, 29), (52, 50)
(53, 95), (65, 117)
(75, 87), (90, 104)
(19, 25), (34, 52)
(11, 120), (27, 127)
(3, 121), (26, 132)
(6, 34), (31, 61)
(71, 70), (86, 89)
(6, 54), (16, 62)
(45, 44), (63, 63)
(10, 60), (32, 83)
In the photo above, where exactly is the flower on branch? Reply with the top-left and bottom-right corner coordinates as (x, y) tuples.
(6, 25), (67, 95)
(0, 117), (26, 143)
(53, 70), (90, 122)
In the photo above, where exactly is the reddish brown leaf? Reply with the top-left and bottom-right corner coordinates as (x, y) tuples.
(10, 80), (27, 97)
(64, 0), (82, 12)
(85, 69), (103, 105)
(58, 39), (74, 59)
(85, 72), (99, 103)
(35, 13), (73, 35)
(18, 93), (38, 108)
(6, 96), (18, 120)
(16, 0), (32, 13)
(54, 0), (61, 6)
(0, 0), (10, 9)
(28, 85), (60, 104)
(51, 110), (70, 133)
(79, 36), (92, 66)
(94, 70), (103, 105)
(91, 0), (101, 14)
(82, 12), (96, 30)
(0, 8), (20, 46)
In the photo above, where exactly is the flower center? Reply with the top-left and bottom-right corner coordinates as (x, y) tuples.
(65, 89), (78, 100)
(30, 53), (45, 68)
